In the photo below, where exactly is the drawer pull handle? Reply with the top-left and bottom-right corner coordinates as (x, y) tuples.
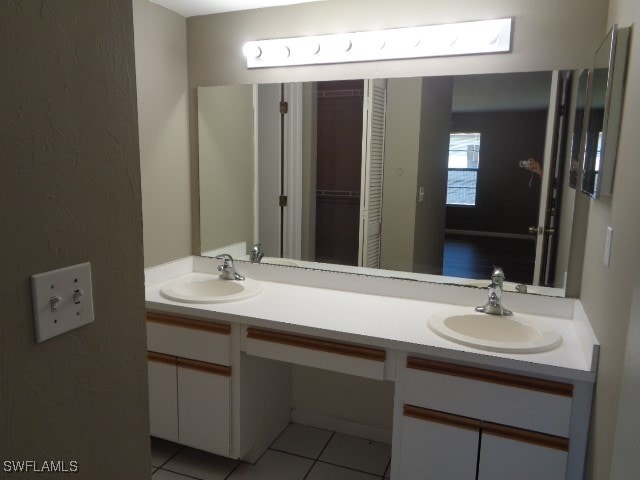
(403, 404), (481, 431)
(147, 351), (177, 365)
(406, 357), (573, 398)
(177, 358), (232, 377)
(146, 311), (231, 335)
(247, 327), (386, 362)
(482, 421), (569, 452)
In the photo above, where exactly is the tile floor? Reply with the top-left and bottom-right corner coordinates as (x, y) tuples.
(151, 423), (392, 480)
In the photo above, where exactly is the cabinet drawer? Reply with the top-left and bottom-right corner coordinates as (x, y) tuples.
(404, 357), (573, 438)
(146, 312), (230, 365)
(245, 327), (386, 380)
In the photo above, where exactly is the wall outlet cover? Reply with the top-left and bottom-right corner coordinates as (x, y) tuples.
(31, 262), (95, 343)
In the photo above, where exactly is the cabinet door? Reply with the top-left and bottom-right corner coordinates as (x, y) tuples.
(399, 405), (480, 480)
(148, 353), (179, 442)
(177, 359), (232, 456)
(478, 423), (568, 480)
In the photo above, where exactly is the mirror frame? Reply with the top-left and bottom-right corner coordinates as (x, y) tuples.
(568, 69), (589, 189)
(581, 25), (631, 198)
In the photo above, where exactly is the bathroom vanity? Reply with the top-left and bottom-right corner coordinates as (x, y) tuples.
(145, 256), (598, 480)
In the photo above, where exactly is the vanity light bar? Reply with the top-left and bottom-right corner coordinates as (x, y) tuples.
(243, 18), (512, 69)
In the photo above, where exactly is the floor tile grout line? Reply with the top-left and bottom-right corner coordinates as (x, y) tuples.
(315, 431), (335, 461)
(152, 442), (185, 470)
(382, 458), (391, 479)
(223, 459), (242, 480)
(155, 467), (208, 480)
(315, 459), (387, 478)
(269, 446), (320, 461)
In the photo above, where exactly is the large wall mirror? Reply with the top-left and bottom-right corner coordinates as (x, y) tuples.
(198, 70), (584, 296)
(581, 25), (631, 198)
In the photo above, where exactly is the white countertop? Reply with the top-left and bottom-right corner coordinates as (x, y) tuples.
(145, 257), (598, 383)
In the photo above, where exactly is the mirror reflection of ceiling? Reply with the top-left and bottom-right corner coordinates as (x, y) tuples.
(149, 0), (327, 17)
(453, 71), (552, 112)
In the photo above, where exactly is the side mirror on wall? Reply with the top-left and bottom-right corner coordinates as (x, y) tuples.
(581, 25), (631, 198)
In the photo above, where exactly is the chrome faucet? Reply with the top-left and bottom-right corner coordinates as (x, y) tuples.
(214, 254), (245, 281)
(249, 243), (264, 264)
(475, 267), (513, 316)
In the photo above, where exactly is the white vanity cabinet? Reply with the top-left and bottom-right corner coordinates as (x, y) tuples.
(146, 312), (232, 456)
(394, 356), (573, 480)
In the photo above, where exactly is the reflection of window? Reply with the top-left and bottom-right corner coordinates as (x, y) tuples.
(447, 133), (480, 206)
(595, 131), (603, 172)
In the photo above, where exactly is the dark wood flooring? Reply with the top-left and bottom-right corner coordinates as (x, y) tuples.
(442, 234), (535, 285)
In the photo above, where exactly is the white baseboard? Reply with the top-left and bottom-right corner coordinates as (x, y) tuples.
(291, 409), (392, 444)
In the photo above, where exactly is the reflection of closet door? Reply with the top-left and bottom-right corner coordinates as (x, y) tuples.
(257, 83), (284, 258)
(358, 78), (387, 268)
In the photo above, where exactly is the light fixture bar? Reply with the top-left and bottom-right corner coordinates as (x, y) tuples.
(243, 18), (512, 69)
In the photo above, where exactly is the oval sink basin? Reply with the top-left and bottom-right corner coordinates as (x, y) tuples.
(428, 308), (561, 353)
(160, 274), (262, 304)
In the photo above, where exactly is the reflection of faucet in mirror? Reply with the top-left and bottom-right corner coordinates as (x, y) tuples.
(475, 267), (513, 316)
(215, 254), (245, 281)
(250, 243), (264, 263)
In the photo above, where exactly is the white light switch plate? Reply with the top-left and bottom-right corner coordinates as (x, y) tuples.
(604, 226), (613, 267)
(31, 262), (95, 343)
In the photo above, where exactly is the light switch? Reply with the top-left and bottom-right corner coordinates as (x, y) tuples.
(604, 226), (613, 267)
(418, 186), (425, 203)
(31, 262), (95, 343)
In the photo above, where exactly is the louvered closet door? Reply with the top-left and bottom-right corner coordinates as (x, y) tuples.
(358, 78), (387, 268)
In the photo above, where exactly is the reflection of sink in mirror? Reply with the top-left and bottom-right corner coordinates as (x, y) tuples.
(428, 307), (562, 353)
(160, 274), (262, 304)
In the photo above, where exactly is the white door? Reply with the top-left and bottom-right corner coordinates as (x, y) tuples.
(398, 409), (480, 479)
(533, 71), (563, 285)
(358, 79), (387, 268)
(177, 361), (231, 456)
(478, 430), (568, 480)
(147, 356), (179, 442)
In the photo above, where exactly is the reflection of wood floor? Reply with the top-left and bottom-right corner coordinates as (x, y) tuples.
(443, 234), (535, 285)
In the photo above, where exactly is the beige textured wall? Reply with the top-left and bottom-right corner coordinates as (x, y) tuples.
(413, 76), (453, 274)
(380, 78), (421, 272)
(134, 0), (192, 267)
(198, 85), (255, 252)
(0, 1), (150, 478)
(581, 0), (640, 477)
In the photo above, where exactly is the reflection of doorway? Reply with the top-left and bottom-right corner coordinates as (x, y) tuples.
(314, 80), (364, 266)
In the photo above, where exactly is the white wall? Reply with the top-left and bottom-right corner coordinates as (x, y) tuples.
(0, 1), (150, 477)
(581, 0), (640, 477)
(134, 0), (192, 267)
